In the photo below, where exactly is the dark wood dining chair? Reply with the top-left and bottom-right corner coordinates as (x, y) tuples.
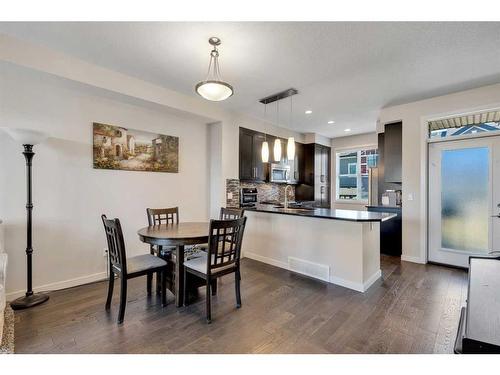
(101, 214), (169, 324)
(145, 207), (179, 294)
(183, 216), (247, 323)
(196, 207), (245, 296)
(219, 207), (245, 220)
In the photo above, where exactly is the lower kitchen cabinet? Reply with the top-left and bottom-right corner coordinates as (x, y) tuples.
(366, 205), (402, 256)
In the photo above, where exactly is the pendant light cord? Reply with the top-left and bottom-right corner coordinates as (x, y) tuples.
(277, 99), (280, 127)
(205, 45), (221, 82)
(264, 104), (267, 141)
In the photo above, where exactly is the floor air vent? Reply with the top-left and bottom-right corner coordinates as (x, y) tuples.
(288, 257), (330, 282)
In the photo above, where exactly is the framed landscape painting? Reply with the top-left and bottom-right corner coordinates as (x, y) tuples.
(93, 122), (179, 173)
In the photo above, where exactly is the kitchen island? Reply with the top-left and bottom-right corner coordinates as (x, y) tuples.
(241, 205), (396, 292)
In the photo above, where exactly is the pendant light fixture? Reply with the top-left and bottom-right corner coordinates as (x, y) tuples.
(274, 100), (282, 162)
(258, 88), (298, 163)
(287, 137), (295, 161)
(195, 37), (234, 101)
(262, 140), (270, 163)
(274, 139), (282, 162)
(261, 103), (270, 163)
(287, 95), (295, 161)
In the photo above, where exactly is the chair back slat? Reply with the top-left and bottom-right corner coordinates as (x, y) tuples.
(101, 214), (127, 275)
(207, 217), (247, 274)
(219, 207), (244, 220)
(146, 207), (179, 226)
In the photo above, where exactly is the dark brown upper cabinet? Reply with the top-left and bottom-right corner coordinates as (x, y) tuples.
(239, 127), (267, 182)
(290, 141), (303, 183)
(296, 143), (331, 208)
(239, 127), (305, 184)
(383, 122), (402, 183)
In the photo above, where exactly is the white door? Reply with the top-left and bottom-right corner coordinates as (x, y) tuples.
(429, 136), (500, 267)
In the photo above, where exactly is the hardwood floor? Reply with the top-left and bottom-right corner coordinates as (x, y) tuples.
(14, 256), (467, 354)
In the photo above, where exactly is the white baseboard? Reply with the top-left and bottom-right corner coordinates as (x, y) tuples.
(329, 275), (365, 292)
(6, 271), (107, 301)
(242, 251), (289, 270)
(401, 254), (426, 264)
(329, 270), (381, 292)
(363, 269), (382, 291)
(243, 251), (381, 293)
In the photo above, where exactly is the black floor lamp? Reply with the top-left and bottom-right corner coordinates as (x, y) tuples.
(3, 128), (50, 310)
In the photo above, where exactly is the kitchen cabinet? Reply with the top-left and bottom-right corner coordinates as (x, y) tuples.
(315, 144), (331, 207)
(239, 127), (266, 182)
(296, 143), (331, 208)
(384, 122), (402, 183)
(366, 205), (402, 256)
(290, 141), (302, 183)
(238, 127), (305, 184)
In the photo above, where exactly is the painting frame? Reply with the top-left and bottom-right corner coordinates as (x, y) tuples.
(92, 122), (179, 173)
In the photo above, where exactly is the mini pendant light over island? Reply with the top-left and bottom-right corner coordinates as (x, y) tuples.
(273, 138), (282, 162)
(195, 37), (234, 101)
(258, 88), (298, 163)
(261, 140), (269, 163)
(287, 137), (295, 160)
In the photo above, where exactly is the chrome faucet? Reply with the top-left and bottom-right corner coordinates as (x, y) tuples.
(284, 185), (293, 209)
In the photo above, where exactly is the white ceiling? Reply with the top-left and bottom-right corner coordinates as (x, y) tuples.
(1, 22), (500, 138)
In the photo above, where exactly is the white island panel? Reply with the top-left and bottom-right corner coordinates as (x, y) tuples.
(242, 210), (381, 292)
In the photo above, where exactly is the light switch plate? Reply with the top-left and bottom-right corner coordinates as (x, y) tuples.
(227, 192), (233, 200)
(408, 193), (414, 201)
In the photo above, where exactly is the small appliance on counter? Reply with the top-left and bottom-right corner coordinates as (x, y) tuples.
(240, 187), (258, 207)
(381, 189), (402, 207)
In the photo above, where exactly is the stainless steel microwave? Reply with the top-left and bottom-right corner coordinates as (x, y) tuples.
(269, 163), (290, 183)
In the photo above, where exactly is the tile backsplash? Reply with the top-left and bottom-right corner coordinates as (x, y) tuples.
(226, 179), (240, 208)
(226, 179), (295, 208)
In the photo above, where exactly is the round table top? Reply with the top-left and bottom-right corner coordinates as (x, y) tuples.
(137, 222), (210, 246)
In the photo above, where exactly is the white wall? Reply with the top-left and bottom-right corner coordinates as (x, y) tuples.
(378, 82), (500, 263)
(0, 62), (211, 297)
(331, 133), (378, 211)
(304, 132), (330, 146)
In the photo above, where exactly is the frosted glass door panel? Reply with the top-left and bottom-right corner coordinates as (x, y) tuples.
(441, 147), (489, 253)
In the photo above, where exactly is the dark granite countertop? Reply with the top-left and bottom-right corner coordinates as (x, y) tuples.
(244, 204), (397, 222)
(366, 205), (402, 210)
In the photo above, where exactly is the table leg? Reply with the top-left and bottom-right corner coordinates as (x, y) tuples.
(175, 244), (185, 307)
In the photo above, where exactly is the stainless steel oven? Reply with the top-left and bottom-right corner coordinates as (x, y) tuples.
(240, 187), (258, 207)
(269, 163), (290, 183)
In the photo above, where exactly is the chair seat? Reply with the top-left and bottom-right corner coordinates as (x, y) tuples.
(183, 252), (235, 275)
(127, 254), (167, 274)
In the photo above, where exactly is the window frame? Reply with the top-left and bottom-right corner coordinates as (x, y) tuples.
(335, 144), (378, 204)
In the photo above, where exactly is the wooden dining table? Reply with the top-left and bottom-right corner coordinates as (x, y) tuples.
(137, 222), (210, 307)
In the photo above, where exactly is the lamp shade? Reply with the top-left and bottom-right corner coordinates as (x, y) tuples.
(2, 128), (49, 145)
(261, 141), (269, 163)
(195, 80), (233, 101)
(273, 138), (282, 162)
(287, 137), (295, 160)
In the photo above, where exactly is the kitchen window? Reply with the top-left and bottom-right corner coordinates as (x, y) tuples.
(336, 147), (378, 202)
